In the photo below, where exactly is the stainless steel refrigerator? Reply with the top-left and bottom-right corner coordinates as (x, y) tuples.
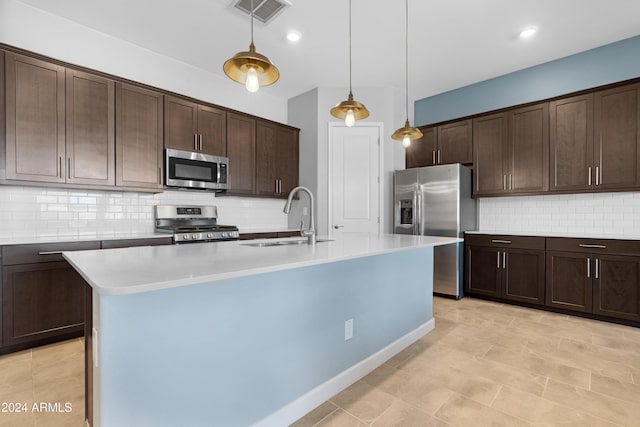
(393, 164), (477, 298)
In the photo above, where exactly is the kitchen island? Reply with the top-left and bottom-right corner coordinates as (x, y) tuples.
(64, 233), (460, 427)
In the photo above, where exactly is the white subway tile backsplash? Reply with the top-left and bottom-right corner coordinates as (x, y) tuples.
(479, 192), (640, 235)
(0, 186), (289, 240)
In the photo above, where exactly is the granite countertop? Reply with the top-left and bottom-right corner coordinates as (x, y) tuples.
(465, 230), (640, 241)
(0, 232), (171, 246)
(63, 233), (461, 296)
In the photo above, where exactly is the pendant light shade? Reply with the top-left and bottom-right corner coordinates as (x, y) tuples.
(392, 0), (422, 147)
(224, 0), (279, 91)
(392, 119), (423, 148)
(330, 0), (369, 126)
(330, 91), (370, 125)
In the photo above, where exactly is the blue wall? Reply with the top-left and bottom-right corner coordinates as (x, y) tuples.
(415, 35), (640, 126)
(96, 248), (434, 427)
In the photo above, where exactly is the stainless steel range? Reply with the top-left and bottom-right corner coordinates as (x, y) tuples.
(154, 205), (239, 244)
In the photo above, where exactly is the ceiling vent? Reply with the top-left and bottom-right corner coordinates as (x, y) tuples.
(233, 0), (291, 24)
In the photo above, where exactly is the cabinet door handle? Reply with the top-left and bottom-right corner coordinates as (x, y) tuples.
(199, 134), (203, 151)
(158, 167), (162, 185)
(497, 252), (500, 269)
(194, 134), (198, 151)
(502, 251), (506, 269)
(578, 244), (606, 249)
(595, 258), (599, 279)
(587, 258), (591, 278)
(279, 179), (282, 193)
(437, 150), (441, 164)
(509, 174), (512, 190)
(59, 157), (63, 178)
(503, 175), (506, 190)
(588, 167), (592, 186)
(39, 251), (64, 255)
(432, 151), (436, 164)
(595, 166), (600, 185)
(275, 180), (278, 193)
(491, 239), (511, 244)
(67, 157), (71, 179)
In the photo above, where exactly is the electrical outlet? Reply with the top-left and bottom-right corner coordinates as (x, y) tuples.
(344, 319), (354, 341)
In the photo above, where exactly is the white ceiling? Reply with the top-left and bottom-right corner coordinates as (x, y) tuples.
(16, 0), (640, 101)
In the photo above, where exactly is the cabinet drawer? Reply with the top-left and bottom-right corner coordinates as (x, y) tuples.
(465, 234), (545, 250)
(2, 241), (101, 265)
(239, 232), (278, 240)
(546, 237), (640, 256)
(101, 237), (172, 249)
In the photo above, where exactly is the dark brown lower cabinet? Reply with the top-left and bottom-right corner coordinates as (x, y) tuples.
(548, 251), (640, 321)
(1, 261), (86, 349)
(546, 251), (593, 313)
(467, 246), (502, 298)
(467, 235), (640, 326)
(466, 235), (546, 305)
(595, 255), (640, 321)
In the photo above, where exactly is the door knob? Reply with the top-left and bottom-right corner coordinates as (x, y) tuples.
(334, 225), (344, 229)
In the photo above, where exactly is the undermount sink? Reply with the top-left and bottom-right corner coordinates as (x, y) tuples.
(242, 238), (334, 247)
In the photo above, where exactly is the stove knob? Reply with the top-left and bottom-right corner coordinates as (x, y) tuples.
(222, 232), (228, 237)
(192, 234), (198, 240)
(207, 233), (213, 238)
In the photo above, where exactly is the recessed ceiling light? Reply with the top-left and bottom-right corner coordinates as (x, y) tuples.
(286, 30), (301, 43)
(519, 27), (538, 39)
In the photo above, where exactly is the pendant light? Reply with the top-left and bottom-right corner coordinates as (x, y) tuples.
(223, 0), (279, 92)
(392, 0), (422, 148)
(330, 0), (369, 126)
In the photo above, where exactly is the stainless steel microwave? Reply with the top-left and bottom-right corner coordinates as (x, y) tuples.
(164, 149), (228, 192)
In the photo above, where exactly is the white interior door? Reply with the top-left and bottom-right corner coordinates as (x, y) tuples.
(329, 124), (381, 236)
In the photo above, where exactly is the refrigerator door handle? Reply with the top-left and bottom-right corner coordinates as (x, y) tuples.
(415, 191), (421, 235)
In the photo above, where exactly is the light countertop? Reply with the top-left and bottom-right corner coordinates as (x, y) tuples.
(0, 232), (170, 246)
(466, 230), (640, 240)
(63, 233), (461, 296)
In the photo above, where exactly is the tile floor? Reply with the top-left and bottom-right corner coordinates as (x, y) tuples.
(0, 338), (84, 427)
(1, 297), (639, 427)
(292, 297), (640, 427)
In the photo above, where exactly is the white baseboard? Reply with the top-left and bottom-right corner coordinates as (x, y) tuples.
(253, 318), (435, 427)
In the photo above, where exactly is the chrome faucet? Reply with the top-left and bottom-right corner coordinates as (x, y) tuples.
(283, 186), (316, 245)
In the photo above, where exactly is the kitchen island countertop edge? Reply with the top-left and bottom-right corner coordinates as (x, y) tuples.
(63, 233), (460, 296)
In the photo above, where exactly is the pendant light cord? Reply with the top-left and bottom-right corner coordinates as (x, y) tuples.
(405, 0), (409, 122)
(349, 0), (352, 93)
(250, 0), (254, 45)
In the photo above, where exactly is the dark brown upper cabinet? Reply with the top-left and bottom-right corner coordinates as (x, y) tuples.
(594, 83), (640, 190)
(473, 103), (548, 196)
(4, 52), (66, 183)
(406, 127), (437, 168)
(164, 95), (226, 156)
(405, 120), (472, 168)
(473, 112), (508, 195)
(551, 84), (640, 193)
(4, 52), (115, 188)
(508, 103), (549, 193)
(256, 120), (299, 198)
(115, 82), (163, 190)
(437, 120), (473, 165)
(66, 70), (115, 186)
(226, 112), (256, 195)
(550, 94), (594, 192)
